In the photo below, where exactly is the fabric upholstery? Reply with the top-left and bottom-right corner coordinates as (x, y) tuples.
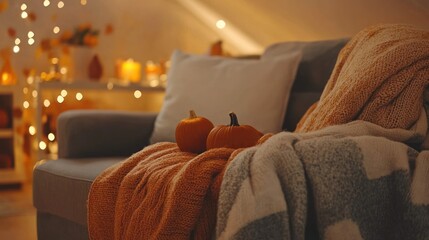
(262, 39), (348, 131)
(33, 157), (123, 225)
(58, 110), (157, 158)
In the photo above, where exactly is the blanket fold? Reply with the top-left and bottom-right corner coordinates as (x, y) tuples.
(88, 142), (241, 240)
(296, 24), (429, 132)
(216, 121), (429, 240)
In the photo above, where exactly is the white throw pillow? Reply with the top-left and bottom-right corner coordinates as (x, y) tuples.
(150, 50), (302, 143)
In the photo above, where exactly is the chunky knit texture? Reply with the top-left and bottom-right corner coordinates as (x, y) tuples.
(88, 142), (241, 240)
(296, 24), (429, 132)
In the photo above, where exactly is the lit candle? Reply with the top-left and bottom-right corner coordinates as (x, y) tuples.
(119, 59), (141, 83)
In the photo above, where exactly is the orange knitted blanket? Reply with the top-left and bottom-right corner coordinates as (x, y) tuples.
(296, 24), (429, 132)
(88, 142), (240, 240)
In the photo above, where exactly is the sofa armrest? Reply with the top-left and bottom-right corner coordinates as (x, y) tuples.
(57, 110), (157, 158)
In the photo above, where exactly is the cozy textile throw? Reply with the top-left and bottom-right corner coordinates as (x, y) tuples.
(216, 120), (429, 240)
(88, 142), (241, 240)
(296, 24), (429, 132)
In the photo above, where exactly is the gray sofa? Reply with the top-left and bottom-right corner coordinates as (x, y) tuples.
(33, 38), (348, 240)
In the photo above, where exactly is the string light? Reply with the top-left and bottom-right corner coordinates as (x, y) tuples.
(53, 26), (60, 34)
(60, 89), (67, 97)
(134, 90), (142, 99)
(32, 90), (38, 98)
(15, 38), (21, 45)
(23, 87), (29, 94)
(23, 101), (30, 109)
(28, 31), (35, 38)
(43, 0), (50, 7)
(48, 133), (55, 141)
(13, 46), (20, 53)
(76, 92), (83, 101)
(21, 4), (27, 11)
(60, 67), (67, 75)
(28, 38), (35, 45)
(81, 0), (87, 6)
(21, 11), (28, 19)
(29, 126), (36, 135)
(27, 76), (34, 84)
(107, 82), (114, 90)
(57, 1), (64, 9)
(39, 141), (47, 150)
(43, 99), (51, 107)
(216, 19), (226, 29)
(57, 95), (64, 103)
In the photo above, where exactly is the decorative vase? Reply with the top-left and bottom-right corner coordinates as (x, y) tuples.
(88, 54), (103, 81)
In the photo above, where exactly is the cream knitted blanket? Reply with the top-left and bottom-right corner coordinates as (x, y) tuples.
(216, 120), (429, 240)
(296, 24), (429, 132)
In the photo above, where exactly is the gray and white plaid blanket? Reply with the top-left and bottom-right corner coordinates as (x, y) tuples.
(216, 120), (429, 240)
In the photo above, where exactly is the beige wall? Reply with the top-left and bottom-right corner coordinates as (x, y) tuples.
(203, 0), (429, 46)
(0, 0), (428, 82)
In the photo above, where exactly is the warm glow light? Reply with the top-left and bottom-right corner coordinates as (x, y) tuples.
(57, 1), (64, 8)
(48, 133), (55, 141)
(43, 0), (50, 7)
(178, 0), (263, 53)
(53, 26), (60, 34)
(32, 90), (38, 98)
(21, 4), (27, 11)
(27, 76), (34, 84)
(107, 82), (113, 90)
(149, 80), (158, 87)
(15, 38), (21, 45)
(80, 0), (87, 5)
(23, 87), (29, 94)
(39, 141), (47, 150)
(23, 101), (30, 109)
(216, 19), (226, 29)
(57, 95), (64, 103)
(75, 92), (83, 101)
(51, 58), (59, 64)
(60, 67), (67, 75)
(60, 89), (67, 97)
(28, 31), (35, 38)
(43, 99), (51, 107)
(29, 126), (36, 136)
(28, 38), (35, 45)
(21, 11), (28, 19)
(13, 46), (20, 53)
(134, 90), (142, 98)
(118, 59), (141, 82)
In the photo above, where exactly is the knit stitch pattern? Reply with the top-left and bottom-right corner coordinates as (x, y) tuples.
(296, 24), (429, 132)
(88, 142), (240, 240)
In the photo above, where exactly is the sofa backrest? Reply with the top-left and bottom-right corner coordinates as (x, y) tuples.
(262, 38), (349, 131)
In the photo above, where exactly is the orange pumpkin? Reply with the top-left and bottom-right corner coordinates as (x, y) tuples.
(206, 112), (263, 150)
(175, 110), (214, 153)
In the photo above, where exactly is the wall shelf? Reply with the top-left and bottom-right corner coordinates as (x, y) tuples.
(34, 79), (165, 161)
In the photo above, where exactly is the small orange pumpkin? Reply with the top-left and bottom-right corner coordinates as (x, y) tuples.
(206, 112), (263, 150)
(175, 110), (214, 153)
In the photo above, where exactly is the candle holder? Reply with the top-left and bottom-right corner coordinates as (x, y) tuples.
(116, 59), (142, 84)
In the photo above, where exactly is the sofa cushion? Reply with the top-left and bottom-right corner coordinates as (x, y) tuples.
(150, 49), (302, 143)
(33, 158), (124, 226)
(262, 39), (349, 131)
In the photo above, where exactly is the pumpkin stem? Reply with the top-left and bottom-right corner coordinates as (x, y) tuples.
(229, 112), (240, 126)
(189, 110), (197, 119)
